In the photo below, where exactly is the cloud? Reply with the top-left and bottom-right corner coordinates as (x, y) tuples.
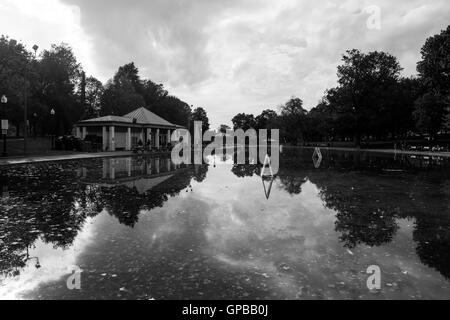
(2, 0), (450, 128)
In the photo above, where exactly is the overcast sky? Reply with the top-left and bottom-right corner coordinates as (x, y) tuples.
(1, 0), (449, 128)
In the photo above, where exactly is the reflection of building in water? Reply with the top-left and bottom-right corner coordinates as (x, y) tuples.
(76, 157), (184, 194)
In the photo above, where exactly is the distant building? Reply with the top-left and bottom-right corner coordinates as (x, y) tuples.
(74, 107), (185, 151)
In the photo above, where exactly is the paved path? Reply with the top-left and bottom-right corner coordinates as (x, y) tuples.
(0, 151), (170, 166)
(299, 146), (450, 158)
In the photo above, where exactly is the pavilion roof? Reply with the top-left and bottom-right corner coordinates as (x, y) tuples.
(78, 107), (184, 128)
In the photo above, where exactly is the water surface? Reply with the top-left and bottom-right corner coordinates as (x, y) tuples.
(0, 149), (449, 299)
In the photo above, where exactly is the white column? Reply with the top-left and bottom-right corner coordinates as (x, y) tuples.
(147, 128), (151, 146)
(156, 129), (160, 149)
(147, 160), (152, 174)
(82, 127), (87, 139)
(76, 127), (81, 139)
(155, 158), (160, 173)
(126, 127), (131, 151)
(109, 126), (115, 151)
(102, 127), (108, 151)
(167, 129), (171, 146)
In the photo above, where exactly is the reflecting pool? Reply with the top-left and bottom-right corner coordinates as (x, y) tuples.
(0, 149), (450, 299)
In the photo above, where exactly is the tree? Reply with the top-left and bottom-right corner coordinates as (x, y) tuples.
(38, 43), (82, 135)
(417, 25), (450, 95)
(255, 109), (278, 129)
(278, 97), (307, 144)
(416, 25), (450, 136)
(100, 62), (192, 127)
(218, 124), (231, 134)
(413, 92), (447, 139)
(191, 107), (210, 133)
(280, 97), (306, 117)
(335, 49), (402, 146)
(100, 62), (145, 116)
(0, 35), (40, 136)
(231, 113), (256, 131)
(153, 95), (191, 127)
(83, 76), (104, 119)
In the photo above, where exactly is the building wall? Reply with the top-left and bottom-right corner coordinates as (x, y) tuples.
(115, 127), (127, 150)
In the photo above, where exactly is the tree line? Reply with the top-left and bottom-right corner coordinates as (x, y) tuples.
(0, 35), (210, 137)
(229, 25), (450, 147)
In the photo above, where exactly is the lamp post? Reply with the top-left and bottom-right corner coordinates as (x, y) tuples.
(33, 112), (37, 138)
(24, 44), (39, 155)
(1, 95), (7, 157)
(50, 108), (55, 150)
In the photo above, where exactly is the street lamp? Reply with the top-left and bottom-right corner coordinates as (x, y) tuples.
(1, 95), (7, 157)
(50, 108), (55, 150)
(33, 112), (38, 138)
(24, 44), (39, 155)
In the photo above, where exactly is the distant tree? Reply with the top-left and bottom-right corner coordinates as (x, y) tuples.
(191, 107), (210, 133)
(83, 76), (103, 119)
(335, 49), (402, 146)
(153, 95), (191, 127)
(417, 25), (450, 95)
(101, 62), (145, 116)
(231, 113), (256, 131)
(381, 77), (422, 139)
(416, 25), (450, 136)
(141, 79), (168, 106)
(218, 124), (231, 133)
(255, 109), (278, 129)
(0, 35), (38, 135)
(280, 97), (306, 117)
(413, 92), (447, 139)
(278, 97), (307, 144)
(303, 101), (335, 142)
(39, 43), (82, 134)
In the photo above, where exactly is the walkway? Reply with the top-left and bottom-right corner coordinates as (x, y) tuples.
(0, 150), (171, 166)
(300, 146), (450, 158)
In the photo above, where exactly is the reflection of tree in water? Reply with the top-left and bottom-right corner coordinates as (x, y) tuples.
(0, 158), (205, 279)
(276, 150), (450, 279)
(410, 179), (450, 280)
(193, 165), (209, 183)
(231, 164), (260, 178)
(278, 175), (307, 195)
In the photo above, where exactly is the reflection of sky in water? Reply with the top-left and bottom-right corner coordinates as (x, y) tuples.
(1, 151), (450, 299)
(1, 215), (99, 300)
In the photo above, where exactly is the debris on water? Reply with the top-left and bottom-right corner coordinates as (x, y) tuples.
(347, 249), (354, 255)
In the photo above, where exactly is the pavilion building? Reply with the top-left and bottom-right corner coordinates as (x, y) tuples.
(74, 107), (185, 151)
